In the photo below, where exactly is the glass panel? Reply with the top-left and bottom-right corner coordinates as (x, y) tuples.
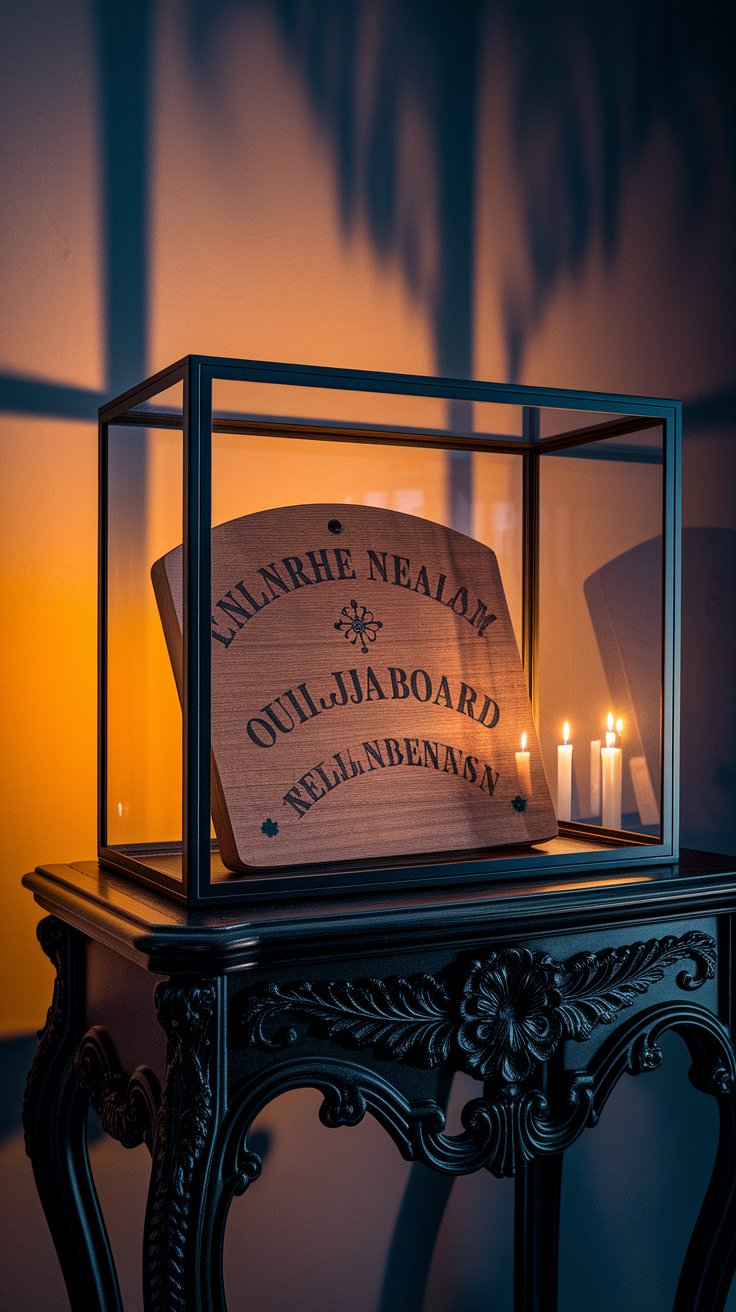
(212, 378), (532, 446)
(211, 378), (640, 447)
(130, 381), (183, 419)
(537, 427), (664, 835)
(471, 450), (523, 646)
(106, 418), (183, 855)
(213, 377), (448, 433)
(208, 425), (526, 880)
(210, 430), (522, 642)
(537, 407), (631, 440)
(212, 430), (449, 526)
(471, 400), (524, 440)
(100, 365), (676, 898)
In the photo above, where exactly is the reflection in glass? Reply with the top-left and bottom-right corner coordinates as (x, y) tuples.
(538, 429), (663, 836)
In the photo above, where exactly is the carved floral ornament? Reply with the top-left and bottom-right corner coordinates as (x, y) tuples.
(240, 932), (718, 1091)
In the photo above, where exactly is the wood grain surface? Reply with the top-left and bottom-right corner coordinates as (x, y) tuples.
(151, 505), (557, 871)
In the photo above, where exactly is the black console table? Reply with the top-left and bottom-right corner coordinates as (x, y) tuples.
(22, 852), (736, 1311)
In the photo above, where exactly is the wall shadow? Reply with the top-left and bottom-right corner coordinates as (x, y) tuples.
(0, 1034), (36, 1144)
(182, 0), (736, 383)
(3, 0), (734, 403)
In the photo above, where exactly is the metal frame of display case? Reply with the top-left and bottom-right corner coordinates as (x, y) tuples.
(98, 355), (681, 905)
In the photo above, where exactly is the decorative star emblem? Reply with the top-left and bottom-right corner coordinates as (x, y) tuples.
(334, 599), (383, 655)
(261, 818), (279, 838)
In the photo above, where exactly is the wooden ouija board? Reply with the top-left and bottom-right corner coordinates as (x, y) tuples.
(151, 505), (557, 871)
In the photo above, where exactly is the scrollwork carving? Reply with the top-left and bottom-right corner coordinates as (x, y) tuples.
(245, 972), (454, 1065)
(23, 918), (129, 1309)
(630, 1034), (664, 1074)
(231, 931), (719, 1181)
(227, 998), (736, 1189)
(240, 930), (716, 1095)
(75, 1027), (160, 1150)
(708, 1065), (734, 1096)
(145, 980), (217, 1312)
(318, 1077), (367, 1128)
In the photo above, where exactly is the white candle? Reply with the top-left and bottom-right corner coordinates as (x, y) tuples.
(515, 731), (532, 797)
(589, 739), (601, 816)
(557, 721), (573, 821)
(601, 716), (622, 830)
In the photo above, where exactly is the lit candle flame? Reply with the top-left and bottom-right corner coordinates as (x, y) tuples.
(563, 721), (570, 745)
(606, 711), (614, 733)
(615, 717), (623, 735)
(521, 731), (527, 752)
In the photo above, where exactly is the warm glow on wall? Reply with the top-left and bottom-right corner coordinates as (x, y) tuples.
(0, 418), (97, 1032)
(150, 4), (437, 374)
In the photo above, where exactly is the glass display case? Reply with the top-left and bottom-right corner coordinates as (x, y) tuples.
(99, 356), (680, 904)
